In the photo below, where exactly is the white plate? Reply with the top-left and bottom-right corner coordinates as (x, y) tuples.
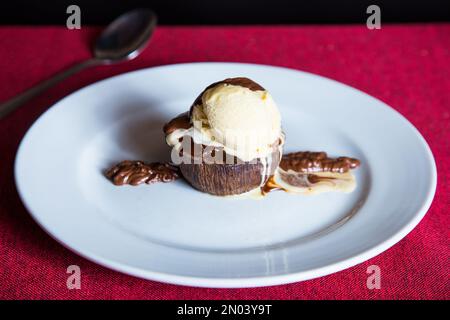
(15, 63), (437, 288)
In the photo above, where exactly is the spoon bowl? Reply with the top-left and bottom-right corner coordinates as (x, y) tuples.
(95, 9), (157, 62)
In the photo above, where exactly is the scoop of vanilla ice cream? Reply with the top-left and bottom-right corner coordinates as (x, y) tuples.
(193, 83), (281, 161)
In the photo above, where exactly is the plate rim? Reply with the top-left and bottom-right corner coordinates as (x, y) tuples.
(14, 62), (437, 288)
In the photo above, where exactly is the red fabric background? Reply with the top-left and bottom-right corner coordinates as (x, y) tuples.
(0, 25), (448, 300)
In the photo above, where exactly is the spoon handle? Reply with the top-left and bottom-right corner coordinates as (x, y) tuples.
(0, 59), (101, 119)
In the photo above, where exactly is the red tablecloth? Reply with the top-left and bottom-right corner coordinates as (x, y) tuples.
(0, 24), (448, 300)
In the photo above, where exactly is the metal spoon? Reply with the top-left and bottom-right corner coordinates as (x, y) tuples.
(0, 9), (157, 119)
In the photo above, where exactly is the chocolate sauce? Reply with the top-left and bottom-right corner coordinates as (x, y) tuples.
(192, 77), (265, 109)
(307, 174), (337, 184)
(280, 151), (360, 174)
(261, 173), (336, 195)
(279, 171), (313, 187)
(174, 135), (282, 165)
(219, 77), (265, 92)
(105, 161), (179, 186)
(163, 112), (190, 135)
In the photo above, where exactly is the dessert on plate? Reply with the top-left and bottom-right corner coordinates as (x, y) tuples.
(163, 77), (284, 196)
(106, 77), (360, 198)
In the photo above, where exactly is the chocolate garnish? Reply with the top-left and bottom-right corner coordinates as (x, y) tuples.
(163, 112), (190, 135)
(105, 161), (179, 186)
(280, 151), (360, 174)
(219, 77), (265, 92)
(191, 77), (265, 110)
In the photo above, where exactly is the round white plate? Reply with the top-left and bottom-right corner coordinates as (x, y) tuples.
(15, 63), (436, 288)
